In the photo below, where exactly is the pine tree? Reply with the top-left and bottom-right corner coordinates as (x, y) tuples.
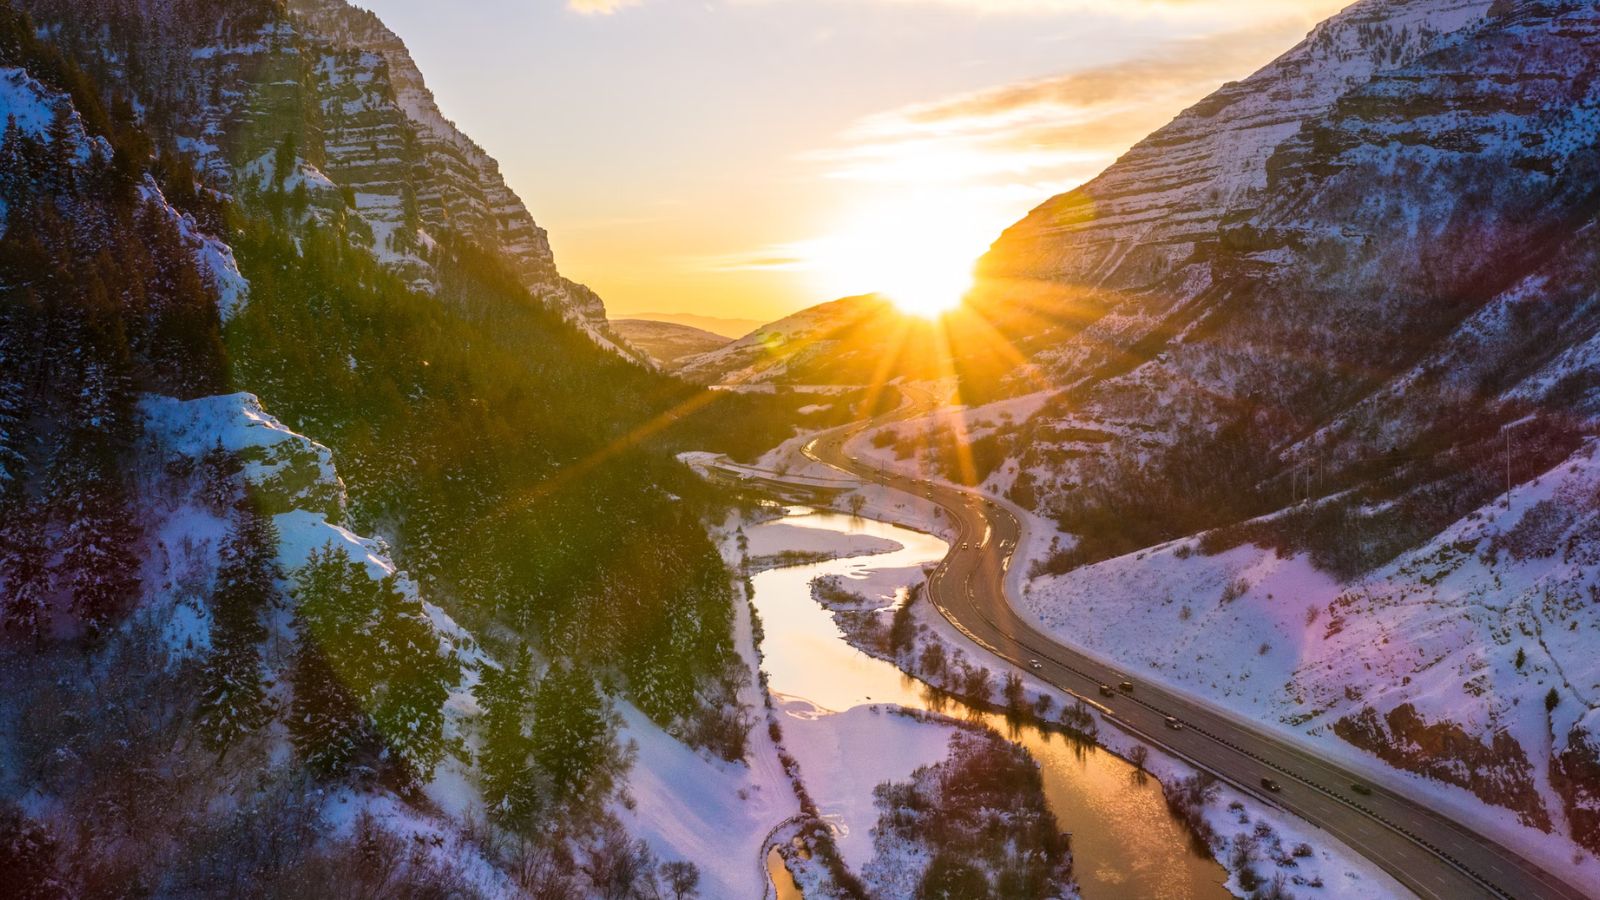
(0, 333), (44, 646)
(289, 634), (372, 779)
(289, 546), (371, 777)
(272, 132), (296, 192)
(196, 497), (280, 756)
(0, 330), (26, 484)
(52, 453), (140, 644)
(0, 114), (29, 214)
(196, 441), (243, 514)
(288, 545), (457, 783)
(43, 99), (76, 196)
(473, 645), (541, 829)
(0, 500), (50, 649)
(531, 662), (609, 806)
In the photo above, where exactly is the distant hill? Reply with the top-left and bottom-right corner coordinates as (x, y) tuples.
(672, 295), (913, 386)
(612, 319), (731, 367)
(620, 311), (767, 338)
(672, 294), (1025, 391)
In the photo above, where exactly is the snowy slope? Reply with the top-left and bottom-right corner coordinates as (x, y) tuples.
(912, 0), (1600, 865)
(135, 390), (510, 890)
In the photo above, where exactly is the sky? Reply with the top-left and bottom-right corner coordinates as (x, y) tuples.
(356, 0), (1351, 322)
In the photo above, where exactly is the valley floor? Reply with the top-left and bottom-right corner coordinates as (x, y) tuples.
(673, 451), (1411, 898)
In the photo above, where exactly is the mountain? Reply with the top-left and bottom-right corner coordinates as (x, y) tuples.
(611, 319), (730, 368)
(673, 293), (1013, 389)
(972, 0), (1495, 367)
(0, 0), (812, 893)
(11, 0), (640, 358)
(874, 0), (1600, 857)
(621, 311), (767, 339)
(673, 295), (886, 385)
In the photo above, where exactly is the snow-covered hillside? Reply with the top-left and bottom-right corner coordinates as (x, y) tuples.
(0, 4), (784, 895)
(900, 0), (1600, 864)
(1018, 439), (1600, 876)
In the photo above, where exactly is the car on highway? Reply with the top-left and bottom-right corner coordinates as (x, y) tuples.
(1028, 659), (1043, 670)
(1351, 782), (1373, 796)
(1098, 684), (1115, 697)
(1260, 777), (1282, 793)
(1164, 716), (1183, 730)
(1118, 680), (1135, 693)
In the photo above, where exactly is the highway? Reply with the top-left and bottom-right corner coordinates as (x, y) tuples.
(786, 402), (1593, 900)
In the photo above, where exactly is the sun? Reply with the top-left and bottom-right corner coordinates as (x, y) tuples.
(879, 254), (970, 318)
(807, 195), (991, 319)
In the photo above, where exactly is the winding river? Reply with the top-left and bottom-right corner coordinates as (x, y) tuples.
(753, 507), (1230, 899)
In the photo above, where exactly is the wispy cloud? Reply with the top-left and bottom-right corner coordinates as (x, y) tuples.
(568, 0), (644, 15)
(816, 15), (1335, 187)
(689, 247), (819, 273)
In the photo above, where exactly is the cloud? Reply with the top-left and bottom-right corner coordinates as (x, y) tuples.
(688, 249), (817, 272)
(807, 13), (1339, 191)
(568, 0), (644, 15)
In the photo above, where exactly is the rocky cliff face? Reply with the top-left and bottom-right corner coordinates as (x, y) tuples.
(284, 0), (616, 331)
(975, 0), (1493, 377)
(17, 0), (633, 354)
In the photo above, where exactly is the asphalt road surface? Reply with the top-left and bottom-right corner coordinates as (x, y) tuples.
(789, 404), (1592, 900)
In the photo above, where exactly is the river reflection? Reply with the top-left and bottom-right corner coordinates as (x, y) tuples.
(750, 508), (1230, 900)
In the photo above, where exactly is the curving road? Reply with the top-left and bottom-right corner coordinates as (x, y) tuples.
(789, 402), (1593, 900)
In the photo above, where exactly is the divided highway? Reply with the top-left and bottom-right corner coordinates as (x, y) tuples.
(790, 409), (1592, 900)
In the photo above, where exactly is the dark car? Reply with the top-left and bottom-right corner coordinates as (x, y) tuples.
(1351, 782), (1373, 796)
(1164, 716), (1184, 730)
(1098, 684), (1115, 697)
(1118, 680), (1135, 693)
(1260, 777), (1282, 793)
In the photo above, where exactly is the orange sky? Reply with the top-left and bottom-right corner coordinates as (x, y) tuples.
(359, 0), (1350, 322)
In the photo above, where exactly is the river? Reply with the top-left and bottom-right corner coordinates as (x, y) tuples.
(752, 507), (1230, 899)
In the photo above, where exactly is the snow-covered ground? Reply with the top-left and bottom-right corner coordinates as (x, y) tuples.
(619, 700), (796, 898)
(1095, 726), (1409, 900)
(848, 389), (1057, 498)
(777, 701), (959, 872)
(1017, 440), (1600, 887)
(133, 391), (513, 892)
(748, 372), (1600, 888)
(744, 521), (902, 560)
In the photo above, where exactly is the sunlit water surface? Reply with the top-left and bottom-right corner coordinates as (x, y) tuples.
(753, 508), (1230, 899)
